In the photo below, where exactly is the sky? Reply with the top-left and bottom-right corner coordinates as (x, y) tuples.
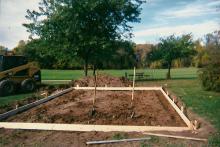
(0, 0), (220, 49)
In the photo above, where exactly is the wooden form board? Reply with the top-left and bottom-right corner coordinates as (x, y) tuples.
(0, 87), (73, 120)
(73, 86), (193, 129)
(0, 86), (194, 132)
(73, 86), (161, 91)
(0, 122), (190, 132)
(159, 87), (192, 128)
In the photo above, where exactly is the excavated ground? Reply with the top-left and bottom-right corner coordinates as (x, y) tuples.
(6, 90), (185, 126)
(5, 75), (185, 126)
(0, 75), (213, 147)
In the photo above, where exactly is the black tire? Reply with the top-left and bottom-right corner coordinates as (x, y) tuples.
(0, 80), (15, 96)
(21, 79), (36, 92)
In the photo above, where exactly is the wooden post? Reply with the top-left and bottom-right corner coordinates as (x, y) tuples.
(90, 74), (97, 116)
(181, 106), (185, 113)
(194, 120), (199, 130)
(93, 74), (97, 108)
(131, 67), (136, 106)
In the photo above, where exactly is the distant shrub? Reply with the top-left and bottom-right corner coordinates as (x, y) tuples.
(199, 30), (220, 92)
(199, 64), (220, 92)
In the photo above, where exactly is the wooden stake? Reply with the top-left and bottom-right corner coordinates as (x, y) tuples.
(194, 120), (199, 130)
(131, 67), (136, 105)
(90, 74), (97, 116)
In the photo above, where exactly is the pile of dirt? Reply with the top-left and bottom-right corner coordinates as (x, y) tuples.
(72, 74), (131, 87)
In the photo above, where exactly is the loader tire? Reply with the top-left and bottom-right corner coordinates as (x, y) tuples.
(0, 80), (15, 96)
(21, 79), (36, 92)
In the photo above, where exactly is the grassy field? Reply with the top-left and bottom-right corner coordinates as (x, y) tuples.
(41, 67), (198, 80)
(0, 93), (34, 107)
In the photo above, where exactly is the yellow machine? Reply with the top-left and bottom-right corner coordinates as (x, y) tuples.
(0, 55), (41, 96)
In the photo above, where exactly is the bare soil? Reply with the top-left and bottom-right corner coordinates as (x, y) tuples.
(6, 90), (185, 126)
(0, 75), (214, 147)
(0, 130), (206, 147)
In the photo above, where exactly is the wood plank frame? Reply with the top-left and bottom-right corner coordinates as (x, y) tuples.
(0, 86), (194, 132)
(0, 87), (74, 120)
(0, 122), (190, 132)
(73, 86), (161, 90)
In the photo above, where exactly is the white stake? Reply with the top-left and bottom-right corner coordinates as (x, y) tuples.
(131, 67), (136, 105)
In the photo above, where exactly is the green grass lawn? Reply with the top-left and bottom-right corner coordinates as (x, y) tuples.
(0, 93), (34, 106)
(41, 67), (198, 80)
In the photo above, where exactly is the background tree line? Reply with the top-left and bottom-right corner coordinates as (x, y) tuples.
(12, 31), (217, 71)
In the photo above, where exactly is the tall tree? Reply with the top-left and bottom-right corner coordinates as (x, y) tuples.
(147, 34), (195, 79)
(23, 0), (144, 76)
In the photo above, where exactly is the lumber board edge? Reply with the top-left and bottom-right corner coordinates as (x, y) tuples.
(73, 87), (162, 91)
(160, 88), (192, 128)
(0, 88), (73, 120)
(0, 122), (190, 132)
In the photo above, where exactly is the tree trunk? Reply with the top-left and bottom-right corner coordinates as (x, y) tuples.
(84, 58), (88, 76)
(166, 64), (171, 79)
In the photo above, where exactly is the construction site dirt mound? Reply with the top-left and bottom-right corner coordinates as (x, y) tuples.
(72, 74), (131, 87)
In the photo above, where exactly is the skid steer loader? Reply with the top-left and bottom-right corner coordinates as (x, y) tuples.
(0, 55), (41, 96)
